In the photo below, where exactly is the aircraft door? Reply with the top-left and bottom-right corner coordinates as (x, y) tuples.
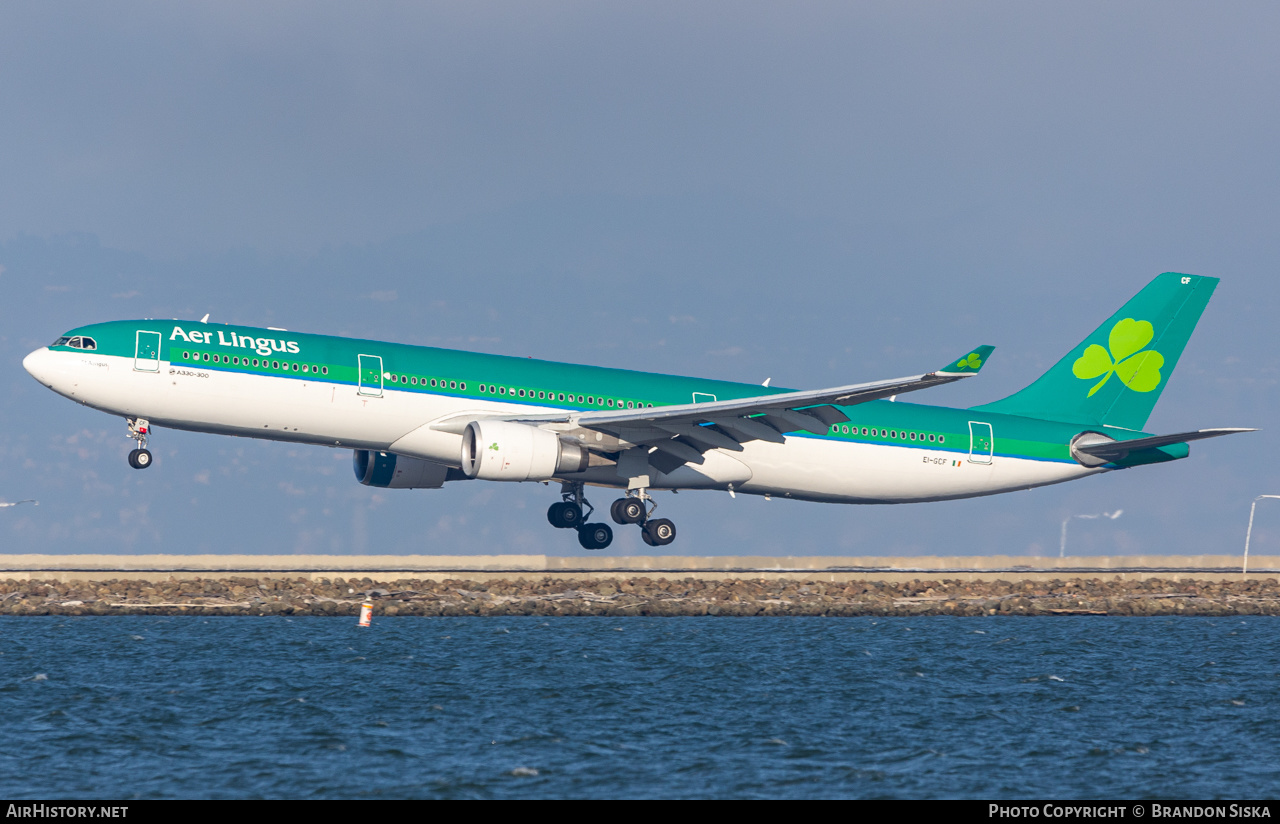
(358, 354), (383, 397)
(968, 421), (993, 464)
(134, 330), (161, 372)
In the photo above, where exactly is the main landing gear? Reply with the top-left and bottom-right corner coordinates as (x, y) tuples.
(610, 488), (676, 547)
(547, 482), (613, 550)
(547, 482), (678, 550)
(126, 418), (153, 470)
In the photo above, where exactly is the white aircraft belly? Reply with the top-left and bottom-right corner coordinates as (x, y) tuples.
(729, 436), (1099, 503)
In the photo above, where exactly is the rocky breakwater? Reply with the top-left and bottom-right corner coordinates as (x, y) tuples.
(3, 576), (1280, 616)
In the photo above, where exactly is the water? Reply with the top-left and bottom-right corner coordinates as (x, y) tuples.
(2, 616), (1278, 798)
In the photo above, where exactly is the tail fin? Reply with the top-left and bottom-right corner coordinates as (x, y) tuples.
(973, 273), (1218, 431)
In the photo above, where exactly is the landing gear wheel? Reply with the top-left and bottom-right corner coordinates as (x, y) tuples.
(578, 522), (613, 550)
(610, 498), (646, 525)
(547, 501), (583, 529)
(644, 518), (676, 546)
(128, 448), (153, 470)
(639, 529), (656, 547)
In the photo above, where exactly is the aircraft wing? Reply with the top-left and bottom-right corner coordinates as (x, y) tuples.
(438, 345), (994, 473)
(1073, 428), (1256, 462)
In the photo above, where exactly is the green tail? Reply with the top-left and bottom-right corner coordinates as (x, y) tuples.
(973, 273), (1218, 431)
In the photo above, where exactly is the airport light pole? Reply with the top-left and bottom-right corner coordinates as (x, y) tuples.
(1059, 510), (1123, 558)
(1242, 495), (1280, 576)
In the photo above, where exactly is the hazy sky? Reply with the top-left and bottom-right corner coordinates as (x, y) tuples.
(2, 2), (1278, 557)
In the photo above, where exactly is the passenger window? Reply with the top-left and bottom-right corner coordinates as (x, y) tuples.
(938, 435), (944, 444)
(293, 364), (299, 372)
(627, 401), (633, 408)
(203, 353), (210, 362)
(842, 425), (849, 434)
(460, 383), (466, 390)
(862, 428), (868, 435)
(212, 355), (219, 363)
(449, 381), (456, 389)
(518, 389), (525, 397)
(183, 352), (189, 360)
(234, 357), (240, 365)
(272, 361), (279, 369)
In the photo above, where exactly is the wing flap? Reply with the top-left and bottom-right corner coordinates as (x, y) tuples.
(710, 416), (787, 444)
(653, 422), (745, 452)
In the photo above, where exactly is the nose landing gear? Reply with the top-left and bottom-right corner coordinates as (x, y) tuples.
(548, 482), (613, 550)
(126, 418), (153, 470)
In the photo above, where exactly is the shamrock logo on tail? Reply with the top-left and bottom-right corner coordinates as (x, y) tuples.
(956, 352), (984, 370)
(1072, 318), (1164, 397)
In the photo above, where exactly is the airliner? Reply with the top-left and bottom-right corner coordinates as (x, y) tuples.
(22, 272), (1252, 549)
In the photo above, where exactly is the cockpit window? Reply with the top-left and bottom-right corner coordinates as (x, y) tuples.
(53, 336), (98, 350)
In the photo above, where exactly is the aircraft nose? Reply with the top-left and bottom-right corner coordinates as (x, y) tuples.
(23, 347), (54, 386)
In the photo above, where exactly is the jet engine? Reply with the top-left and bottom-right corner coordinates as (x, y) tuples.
(353, 449), (450, 489)
(460, 420), (589, 481)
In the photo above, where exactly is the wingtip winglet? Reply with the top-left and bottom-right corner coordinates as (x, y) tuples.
(934, 345), (995, 377)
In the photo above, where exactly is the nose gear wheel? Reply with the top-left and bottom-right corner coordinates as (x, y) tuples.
(128, 449), (153, 470)
(125, 418), (154, 470)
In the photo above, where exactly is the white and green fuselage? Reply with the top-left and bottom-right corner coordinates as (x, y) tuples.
(22, 273), (1245, 545)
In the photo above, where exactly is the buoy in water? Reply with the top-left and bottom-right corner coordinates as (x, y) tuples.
(358, 602), (373, 627)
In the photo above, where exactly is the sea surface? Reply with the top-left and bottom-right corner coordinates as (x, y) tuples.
(2, 616), (1278, 799)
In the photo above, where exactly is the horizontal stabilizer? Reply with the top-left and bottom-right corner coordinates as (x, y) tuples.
(1074, 428), (1256, 462)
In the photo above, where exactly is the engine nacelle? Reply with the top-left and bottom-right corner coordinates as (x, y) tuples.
(460, 420), (589, 481)
(353, 450), (450, 488)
